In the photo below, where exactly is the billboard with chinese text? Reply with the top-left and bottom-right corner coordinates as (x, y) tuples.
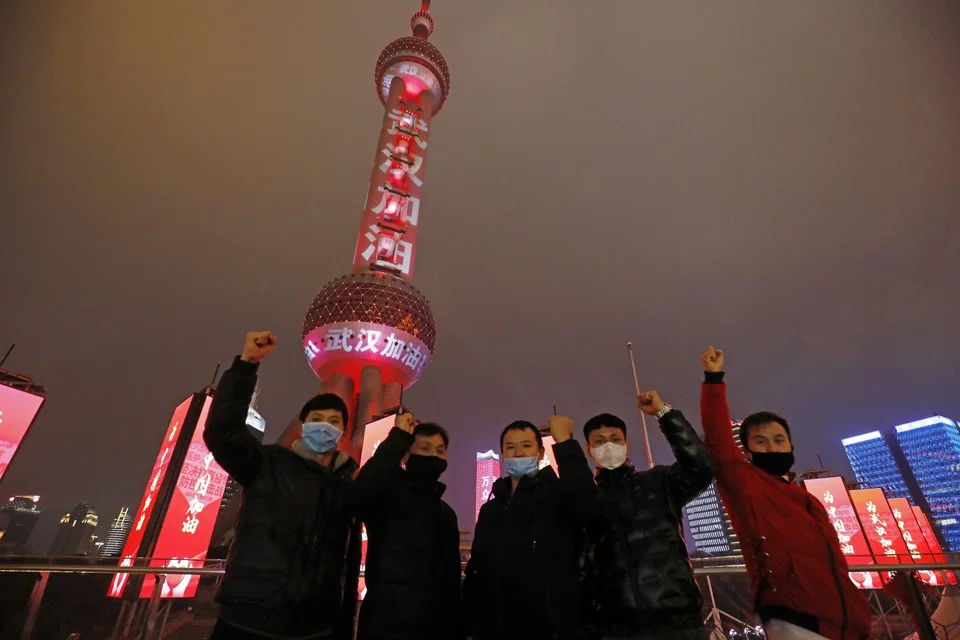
(0, 384), (45, 485)
(108, 397), (192, 598)
(109, 395), (226, 599)
(849, 488), (913, 582)
(476, 451), (499, 523)
(888, 497), (945, 586)
(804, 477), (882, 589)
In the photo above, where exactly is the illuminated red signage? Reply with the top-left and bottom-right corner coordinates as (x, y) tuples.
(109, 397), (192, 598)
(0, 385), (45, 484)
(475, 451), (499, 523)
(357, 415), (399, 600)
(849, 488), (913, 582)
(911, 505), (957, 586)
(110, 396), (227, 599)
(804, 477), (882, 589)
(141, 396), (227, 598)
(888, 498), (944, 586)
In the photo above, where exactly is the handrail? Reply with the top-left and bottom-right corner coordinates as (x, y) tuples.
(0, 561), (957, 576)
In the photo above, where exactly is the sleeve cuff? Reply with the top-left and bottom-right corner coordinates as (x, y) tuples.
(387, 426), (416, 446)
(551, 438), (585, 459)
(704, 371), (725, 384)
(231, 356), (260, 375)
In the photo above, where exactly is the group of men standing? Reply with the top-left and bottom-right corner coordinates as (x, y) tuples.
(203, 332), (872, 640)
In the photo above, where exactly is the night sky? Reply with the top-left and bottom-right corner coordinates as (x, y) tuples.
(2, 1), (959, 550)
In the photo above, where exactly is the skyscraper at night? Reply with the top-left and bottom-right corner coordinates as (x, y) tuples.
(99, 506), (132, 558)
(0, 495), (41, 555)
(842, 415), (960, 551)
(280, 0), (450, 459)
(49, 501), (99, 556)
(684, 421), (742, 557)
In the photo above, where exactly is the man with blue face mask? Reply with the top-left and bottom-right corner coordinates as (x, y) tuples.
(204, 331), (361, 640)
(463, 416), (600, 640)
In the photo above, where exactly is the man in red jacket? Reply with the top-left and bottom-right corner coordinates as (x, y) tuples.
(698, 346), (872, 640)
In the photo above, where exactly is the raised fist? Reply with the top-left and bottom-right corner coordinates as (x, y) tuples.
(547, 415), (574, 443)
(637, 391), (665, 416)
(241, 331), (278, 364)
(700, 346), (724, 373)
(396, 412), (416, 434)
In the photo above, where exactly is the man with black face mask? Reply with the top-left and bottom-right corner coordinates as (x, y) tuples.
(352, 415), (462, 640)
(699, 347), (870, 640)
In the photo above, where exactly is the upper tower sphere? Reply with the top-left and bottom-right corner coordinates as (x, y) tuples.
(375, 1), (450, 115)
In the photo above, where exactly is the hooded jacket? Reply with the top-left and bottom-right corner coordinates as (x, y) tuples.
(700, 373), (871, 640)
(204, 357), (361, 639)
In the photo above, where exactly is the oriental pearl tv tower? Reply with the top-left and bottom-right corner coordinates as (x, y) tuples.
(277, 1), (449, 460)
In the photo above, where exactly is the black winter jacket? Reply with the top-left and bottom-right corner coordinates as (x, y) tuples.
(588, 409), (714, 636)
(204, 357), (361, 639)
(462, 439), (600, 640)
(353, 427), (462, 640)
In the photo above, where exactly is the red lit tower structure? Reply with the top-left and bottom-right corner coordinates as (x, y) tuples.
(279, 1), (449, 459)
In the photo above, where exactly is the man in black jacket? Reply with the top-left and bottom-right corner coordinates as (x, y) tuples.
(204, 331), (361, 640)
(584, 391), (714, 640)
(353, 416), (462, 640)
(463, 416), (600, 640)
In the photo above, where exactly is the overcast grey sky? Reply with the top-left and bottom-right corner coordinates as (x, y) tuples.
(2, 0), (959, 548)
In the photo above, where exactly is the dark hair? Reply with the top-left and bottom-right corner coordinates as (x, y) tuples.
(499, 420), (543, 451)
(413, 422), (449, 448)
(740, 411), (792, 450)
(583, 413), (627, 441)
(299, 393), (349, 424)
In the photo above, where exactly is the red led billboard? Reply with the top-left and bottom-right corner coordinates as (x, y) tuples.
(911, 505), (957, 585)
(0, 384), (45, 484)
(109, 395), (228, 599)
(804, 477), (882, 589)
(475, 451), (499, 523)
(888, 497), (945, 586)
(849, 488), (913, 582)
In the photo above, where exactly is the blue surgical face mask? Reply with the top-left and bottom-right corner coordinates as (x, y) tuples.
(301, 422), (342, 455)
(503, 456), (539, 479)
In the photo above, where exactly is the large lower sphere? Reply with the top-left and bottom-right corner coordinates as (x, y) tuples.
(302, 271), (436, 388)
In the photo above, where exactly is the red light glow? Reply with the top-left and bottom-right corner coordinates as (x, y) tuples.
(849, 488), (914, 583)
(0, 385), (44, 485)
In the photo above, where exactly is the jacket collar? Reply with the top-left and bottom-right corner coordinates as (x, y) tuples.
(595, 460), (637, 485)
(401, 468), (448, 498)
(290, 441), (357, 477)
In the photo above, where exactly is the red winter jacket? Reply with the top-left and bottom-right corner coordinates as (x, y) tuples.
(700, 377), (872, 640)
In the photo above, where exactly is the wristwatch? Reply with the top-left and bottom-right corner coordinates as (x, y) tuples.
(654, 404), (673, 420)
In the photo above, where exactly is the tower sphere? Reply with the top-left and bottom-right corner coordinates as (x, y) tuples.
(302, 271), (437, 389)
(375, 36), (450, 115)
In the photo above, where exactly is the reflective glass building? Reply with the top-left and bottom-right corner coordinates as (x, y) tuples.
(842, 415), (960, 551)
(683, 421), (742, 557)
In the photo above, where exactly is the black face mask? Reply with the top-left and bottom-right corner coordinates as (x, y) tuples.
(405, 454), (448, 481)
(750, 450), (795, 477)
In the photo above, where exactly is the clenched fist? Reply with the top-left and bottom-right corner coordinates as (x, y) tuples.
(637, 391), (666, 416)
(547, 415), (574, 443)
(241, 331), (278, 364)
(700, 346), (724, 373)
(396, 412), (416, 434)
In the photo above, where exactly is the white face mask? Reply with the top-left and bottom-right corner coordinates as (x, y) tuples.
(591, 442), (628, 470)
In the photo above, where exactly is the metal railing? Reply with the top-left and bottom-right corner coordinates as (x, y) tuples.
(1, 559), (957, 640)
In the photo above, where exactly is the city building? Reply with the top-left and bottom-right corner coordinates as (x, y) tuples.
(99, 506), (132, 557)
(475, 450), (500, 523)
(684, 421), (743, 557)
(282, 0), (450, 461)
(49, 501), (98, 556)
(842, 415), (960, 551)
(0, 495), (41, 555)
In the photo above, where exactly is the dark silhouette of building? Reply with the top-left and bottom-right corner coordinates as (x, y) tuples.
(0, 495), (41, 555)
(99, 506), (132, 557)
(48, 501), (98, 556)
